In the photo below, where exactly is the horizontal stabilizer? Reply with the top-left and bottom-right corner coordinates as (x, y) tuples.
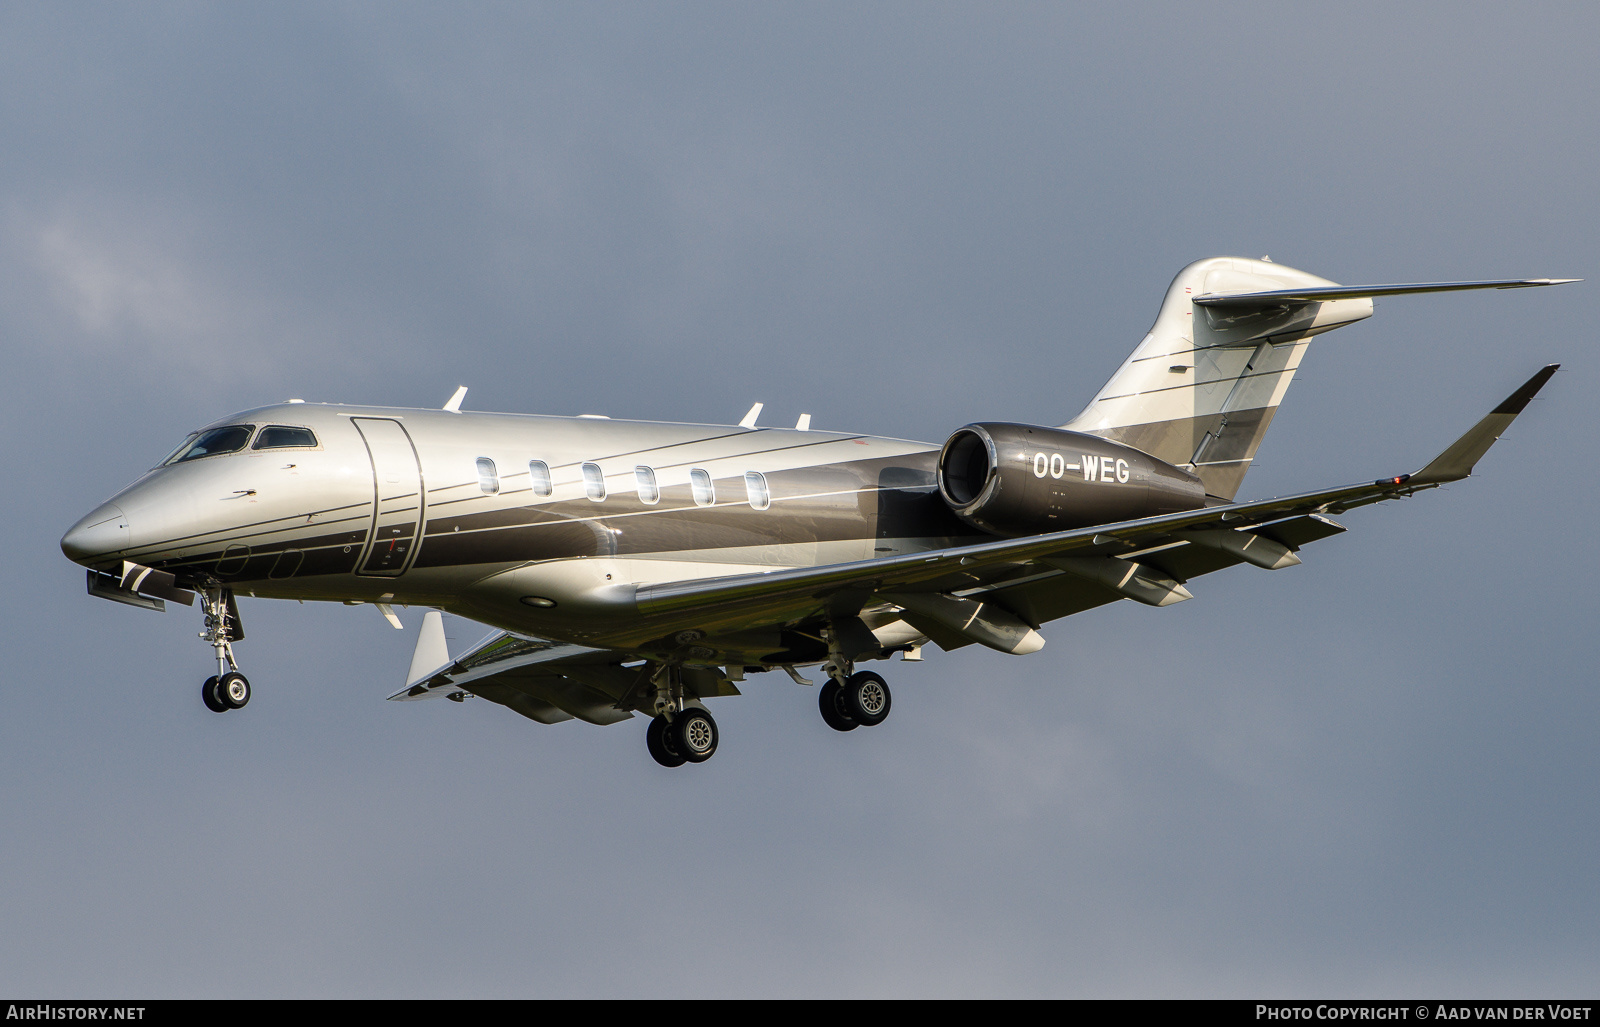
(1195, 278), (1579, 308)
(1410, 364), (1559, 485)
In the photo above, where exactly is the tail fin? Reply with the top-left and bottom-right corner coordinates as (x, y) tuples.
(1062, 258), (1366, 499)
(1062, 258), (1576, 500)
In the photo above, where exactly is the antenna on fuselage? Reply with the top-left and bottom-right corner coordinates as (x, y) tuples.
(443, 386), (468, 413)
(795, 413), (812, 431)
(738, 402), (764, 429)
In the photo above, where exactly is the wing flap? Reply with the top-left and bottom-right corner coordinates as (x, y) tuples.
(462, 680), (575, 724)
(389, 626), (611, 701)
(490, 672), (636, 725)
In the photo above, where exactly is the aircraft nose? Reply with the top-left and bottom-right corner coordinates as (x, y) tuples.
(61, 503), (130, 564)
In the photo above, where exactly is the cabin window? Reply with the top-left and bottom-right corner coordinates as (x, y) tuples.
(166, 425), (254, 464)
(252, 426), (318, 450)
(477, 457), (500, 495)
(528, 460), (553, 498)
(635, 466), (660, 505)
(582, 462), (607, 501)
(690, 468), (715, 507)
(744, 471), (770, 510)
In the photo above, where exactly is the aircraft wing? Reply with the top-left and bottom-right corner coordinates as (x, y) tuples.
(633, 365), (1559, 639)
(390, 364), (1554, 719)
(388, 613), (637, 723)
(387, 610), (738, 724)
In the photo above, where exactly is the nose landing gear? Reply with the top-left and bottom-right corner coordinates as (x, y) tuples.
(197, 586), (249, 714)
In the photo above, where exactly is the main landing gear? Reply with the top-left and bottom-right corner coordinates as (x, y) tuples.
(819, 671), (892, 732)
(642, 663), (720, 768)
(197, 586), (250, 714)
(646, 707), (719, 768)
(816, 623), (893, 733)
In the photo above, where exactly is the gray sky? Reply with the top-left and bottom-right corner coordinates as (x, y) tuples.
(2, 1), (1595, 997)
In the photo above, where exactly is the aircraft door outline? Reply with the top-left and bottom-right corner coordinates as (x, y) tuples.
(352, 417), (425, 577)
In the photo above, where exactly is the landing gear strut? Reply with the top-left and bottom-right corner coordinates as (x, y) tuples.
(816, 624), (892, 732)
(641, 663), (720, 767)
(198, 586), (249, 713)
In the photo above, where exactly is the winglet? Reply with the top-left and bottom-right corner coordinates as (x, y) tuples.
(405, 610), (451, 688)
(443, 386), (468, 413)
(1410, 365), (1559, 485)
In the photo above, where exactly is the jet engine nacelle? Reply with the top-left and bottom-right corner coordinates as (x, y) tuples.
(937, 423), (1208, 536)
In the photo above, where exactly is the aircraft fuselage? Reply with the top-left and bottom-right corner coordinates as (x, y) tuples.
(62, 402), (984, 660)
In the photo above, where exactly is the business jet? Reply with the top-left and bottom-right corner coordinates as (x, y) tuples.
(61, 257), (1573, 767)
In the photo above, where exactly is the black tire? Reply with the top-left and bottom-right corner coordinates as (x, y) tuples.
(818, 680), (858, 732)
(671, 708), (718, 764)
(201, 676), (229, 713)
(844, 671), (890, 727)
(218, 672), (251, 710)
(647, 715), (686, 768)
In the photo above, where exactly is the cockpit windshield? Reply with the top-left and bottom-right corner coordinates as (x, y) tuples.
(163, 425), (255, 465)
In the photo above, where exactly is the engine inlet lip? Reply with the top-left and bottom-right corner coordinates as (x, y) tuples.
(937, 425), (1000, 512)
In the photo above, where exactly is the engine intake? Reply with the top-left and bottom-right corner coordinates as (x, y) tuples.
(937, 423), (1207, 536)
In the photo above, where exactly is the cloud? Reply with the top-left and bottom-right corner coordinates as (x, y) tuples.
(30, 209), (224, 344)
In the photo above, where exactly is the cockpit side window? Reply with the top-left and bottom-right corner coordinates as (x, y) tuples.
(252, 426), (318, 450)
(165, 425), (255, 464)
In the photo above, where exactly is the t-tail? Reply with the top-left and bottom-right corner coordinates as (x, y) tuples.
(1061, 256), (1577, 500)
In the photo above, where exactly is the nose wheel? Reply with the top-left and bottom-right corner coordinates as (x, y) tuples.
(202, 672), (251, 713)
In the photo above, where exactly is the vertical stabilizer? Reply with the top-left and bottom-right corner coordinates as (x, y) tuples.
(1062, 257), (1374, 499)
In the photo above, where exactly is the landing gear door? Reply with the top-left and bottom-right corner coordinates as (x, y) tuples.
(352, 417), (424, 577)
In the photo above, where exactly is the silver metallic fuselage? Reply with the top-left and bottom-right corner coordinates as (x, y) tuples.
(62, 402), (977, 659)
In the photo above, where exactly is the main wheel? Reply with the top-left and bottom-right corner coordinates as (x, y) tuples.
(844, 671), (890, 727)
(818, 680), (858, 732)
(647, 715), (686, 768)
(201, 676), (229, 713)
(671, 708), (719, 764)
(218, 672), (251, 710)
